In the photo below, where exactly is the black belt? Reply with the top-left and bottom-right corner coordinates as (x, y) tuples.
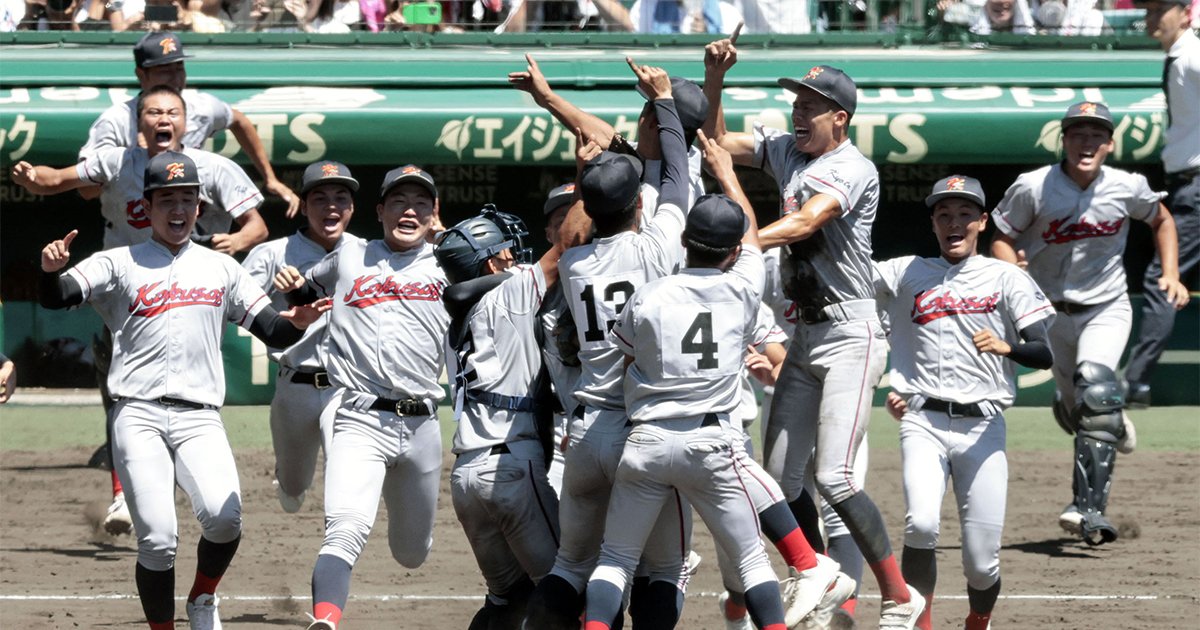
(1052, 301), (1100, 315)
(290, 370), (331, 389)
(922, 397), (986, 418)
(369, 396), (433, 416)
(490, 443), (511, 455)
(797, 304), (831, 325)
(701, 413), (720, 427)
(466, 388), (536, 412)
(155, 396), (214, 411)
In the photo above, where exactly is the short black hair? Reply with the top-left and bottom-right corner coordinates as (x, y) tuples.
(684, 237), (738, 268)
(137, 84), (187, 118)
(589, 195), (639, 237)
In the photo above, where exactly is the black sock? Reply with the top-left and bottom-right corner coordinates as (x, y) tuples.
(135, 562), (175, 624)
(827, 534), (864, 596)
(828, 491), (892, 564)
(744, 581), (786, 628)
(311, 554), (353, 610)
(788, 489), (826, 554)
(900, 545), (937, 599)
(630, 579), (682, 629)
(524, 574), (583, 630)
(196, 535), (241, 581)
(968, 578), (1001, 615)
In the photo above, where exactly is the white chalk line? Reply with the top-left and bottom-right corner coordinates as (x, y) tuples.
(0, 593), (1191, 602)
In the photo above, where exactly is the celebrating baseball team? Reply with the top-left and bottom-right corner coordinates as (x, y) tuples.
(11, 0), (1198, 628)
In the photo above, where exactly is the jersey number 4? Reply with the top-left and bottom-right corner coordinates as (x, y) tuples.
(681, 312), (718, 369)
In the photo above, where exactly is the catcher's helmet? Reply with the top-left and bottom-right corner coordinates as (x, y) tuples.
(435, 205), (532, 284)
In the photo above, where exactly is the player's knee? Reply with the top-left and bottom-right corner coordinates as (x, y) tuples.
(388, 531), (432, 568)
(813, 469), (857, 505)
(1072, 361), (1125, 442)
(136, 533), (177, 572)
(903, 514), (940, 549)
(964, 562), (1000, 592)
(196, 496), (241, 544)
(320, 516), (371, 563)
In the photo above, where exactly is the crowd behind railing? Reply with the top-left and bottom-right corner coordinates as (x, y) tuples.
(2, 0), (1198, 36)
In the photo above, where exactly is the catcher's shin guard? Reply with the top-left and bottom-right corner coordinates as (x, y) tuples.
(1071, 435), (1119, 546)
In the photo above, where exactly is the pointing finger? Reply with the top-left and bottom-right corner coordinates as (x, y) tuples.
(62, 229), (79, 249)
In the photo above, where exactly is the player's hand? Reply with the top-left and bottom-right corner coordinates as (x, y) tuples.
(744, 345), (776, 386)
(508, 53), (554, 105)
(973, 328), (1011, 357)
(1158, 275), (1190, 310)
(274, 265), (306, 293)
(280, 297), (333, 329)
(264, 179), (301, 219)
(885, 391), (907, 421)
(209, 232), (245, 255)
(41, 229), (78, 273)
(10, 161), (37, 189)
(1014, 249), (1028, 270)
(704, 37), (739, 75)
(426, 205), (446, 244)
(697, 129), (733, 179)
(574, 127), (603, 173)
(627, 58), (672, 101)
(0, 360), (15, 404)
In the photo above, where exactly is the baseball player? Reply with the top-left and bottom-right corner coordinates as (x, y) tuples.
(78, 31), (299, 217)
(703, 37), (925, 627)
(1124, 0), (1199, 407)
(38, 151), (327, 630)
(879, 175), (1055, 630)
(524, 61), (696, 630)
(585, 178), (793, 630)
(435, 200), (587, 629)
(273, 165), (449, 630)
(990, 101), (1187, 545)
(241, 160), (363, 513)
(11, 84), (268, 537)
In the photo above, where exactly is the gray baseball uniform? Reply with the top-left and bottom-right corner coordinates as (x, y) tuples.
(304, 239), (449, 569)
(66, 239), (270, 571)
(450, 264), (561, 598)
(539, 285), (580, 495)
(78, 91), (234, 161)
(77, 146), (262, 249)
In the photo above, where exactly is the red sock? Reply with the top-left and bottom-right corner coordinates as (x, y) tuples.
(762, 624), (787, 630)
(723, 596), (748, 620)
(867, 555), (911, 604)
(112, 470), (124, 497)
(840, 596), (857, 616)
(313, 602), (343, 627)
(583, 622), (611, 630)
(187, 572), (222, 604)
(774, 529), (818, 572)
(965, 610), (992, 630)
(916, 592), (933, 630)
(148, 622), (173, 630)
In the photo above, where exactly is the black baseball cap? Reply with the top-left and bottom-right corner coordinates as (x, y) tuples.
(925, 175), (986, 209)
(544, 182), (576, 216)
(301, 160), (359, 196)
(580, 151), (643, 218)
(380, 164), (437, 200)
(144, 150), (200, 193)
(1061, 101), (1114, 133)
(134, 32), (191, 69)
(636, 77), (711, 135)
(685, 194), (749, 248)
(778, 65), (858, 116)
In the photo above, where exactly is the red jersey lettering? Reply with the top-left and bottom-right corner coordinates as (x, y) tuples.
(911, 289), (1000, 325)
(343, 274), (444, 308)
(129, 281), (226, 317)
(1041, 216), (1124, 244)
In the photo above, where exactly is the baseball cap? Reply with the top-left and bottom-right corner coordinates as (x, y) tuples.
(635, 77), (711, 135)
(134, 32), (191, 69)
(544, 182), (576, 216)
(144, 150), (200, 193)
(1061, 101), (1114, 133)
(685, 194), (749, 249)
(925, 175), (986, 209)
(380, 164), (437, 200)
(301, 160), (359, 196)
(778, 66), (858, 117)
(580, 151), (643, 218)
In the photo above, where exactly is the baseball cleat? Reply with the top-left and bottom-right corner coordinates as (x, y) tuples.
(305, 613), (337, 630)
(274, 479), (306, 513)
(686, 550), (702, 577)
(828, 606), (857, 629)
(717, 591), (753, 630)
(782, 554), (842, 627)
(878, 585), (925, 630)
(1116, 412), (1136, 454)
(1058, 504), (1084, 536)
(186, 593), (222, 630)
(796, 571), (856, 629)
(103, 492), (134, 536)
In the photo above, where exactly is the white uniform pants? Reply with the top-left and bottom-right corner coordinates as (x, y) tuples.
(269, 370), (340, 500)
(318, 402), (442, 568)
(452, 439), (560, 596)
(900, 407), (1006, 590)
(1048, 296), (1132, 409)
(112, 399), (241, 572)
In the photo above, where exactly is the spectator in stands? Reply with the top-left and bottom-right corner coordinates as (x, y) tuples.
(593, 0), (744, 33)
(740, 0), (812, 33)
(2, 0), (25, 29)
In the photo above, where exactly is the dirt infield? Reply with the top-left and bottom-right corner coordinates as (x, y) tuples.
(1, 441), (1197, 629)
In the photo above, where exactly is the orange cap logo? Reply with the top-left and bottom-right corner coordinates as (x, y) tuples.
(165, 162), (187, 181)
(1079, 102), (1098, 116)
(803, 66), (824, 81)
(322, 163), (340, 177)
(946, 177), (966, 191)
(563, 183), (575, 193)
(402, 166), (422, 175)
(160, 37), (178, 55)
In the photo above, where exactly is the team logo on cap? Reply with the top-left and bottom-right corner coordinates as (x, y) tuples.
(402, 166), (423, 175)
(322, 163), (340, 177)
(946, 177), (966, 192)
(165, 162), (187, 181)
(1079, 102), (1098, 116)
(803, 66), (824, 81)
(564, 183), (575, 193)
(159, 37), (178, 55)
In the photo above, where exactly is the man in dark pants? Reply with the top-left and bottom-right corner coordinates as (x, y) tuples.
(1124, 0), (1199, 406)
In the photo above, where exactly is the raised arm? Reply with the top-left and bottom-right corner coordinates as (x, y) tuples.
(10, 161), (89, 196)
(509, 53), (617, 148)
(701, 37), (756, 165)
(697, 129), (758, 249)
(629, 59), (687, 210)
(228, 109), (300, 218)
(39, 230), (86, 310)
(757, 194), (839, 250)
